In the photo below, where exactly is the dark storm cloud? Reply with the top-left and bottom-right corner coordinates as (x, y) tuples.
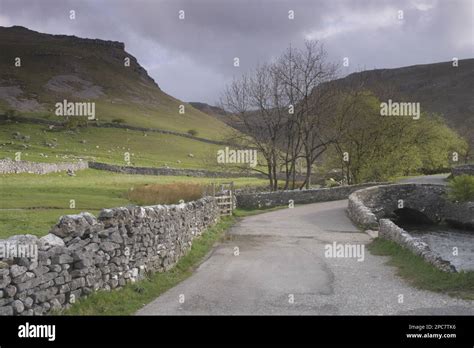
(0, 0), (472, 103)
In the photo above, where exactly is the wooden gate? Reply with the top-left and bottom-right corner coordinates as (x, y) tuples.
(212, 182), (234, 216)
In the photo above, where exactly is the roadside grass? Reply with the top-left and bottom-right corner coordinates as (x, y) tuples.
(368, 238), (474, 300)
(61, 216), (235, 315)
(0, 169), (267, 238)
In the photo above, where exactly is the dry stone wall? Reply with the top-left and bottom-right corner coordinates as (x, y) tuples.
(88, 161), (263, 178)
(0, 158), (88, 175)
(379, 219), (456, 272)
(0, 197), (219, 315)
(451, 164), (474, 177)
(235, 182), (388, 209)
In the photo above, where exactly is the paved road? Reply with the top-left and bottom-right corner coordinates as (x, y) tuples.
(137, 200), (473, 315)
(397, 173), (449, 185)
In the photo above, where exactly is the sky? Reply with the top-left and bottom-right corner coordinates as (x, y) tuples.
(0, 0), (472, 104)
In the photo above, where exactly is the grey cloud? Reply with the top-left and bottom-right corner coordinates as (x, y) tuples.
(1, 0), (472, 103)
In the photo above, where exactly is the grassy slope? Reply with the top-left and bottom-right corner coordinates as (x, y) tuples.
(0, 26), (232, 140)
(0, 169), (267, 238)
(0, 122), (222, 168)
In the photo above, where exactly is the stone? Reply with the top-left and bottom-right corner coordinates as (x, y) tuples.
(0, 306), (13, 315)
(12, 300), (24, 314)
(33, 306), (44, 315)
(49, 264), (62, 272)
(55, 294), (66, 305)
(70, 269), (89, 278)
(74, 258), (94, 269)
(39, 273), (59, 286)
(59, 284), (71, 294)
(50, 214), (92, 238)
(39, 280), (55, 290)
(100, 241), (119, 252)
(17, 257), (37, 269)
(5, 284), (17, 297)
(109, 232), (123, 244)
(52, 254), (73, 264)
(32, 288), (58, 303)
(70, 277), (85, 290)
(12, 271), (35, 284)
(15, 277), (40, 292)
(23, 297), (34, 309)
(0, 273), (11, 288)
(50, 298), (62, 311)
(39, 233), (65, 249)
(10, 265), (27, 278)
(54, 276), (65, 285)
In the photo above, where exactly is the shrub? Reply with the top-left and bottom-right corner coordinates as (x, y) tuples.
(126, 182), (210, 205)
(112, 118), (125, 124)
(325, 178), (340, 188)
(447, 175), (474, 202)
(64, 116), (89, 129)
(187, 129), (198, 136)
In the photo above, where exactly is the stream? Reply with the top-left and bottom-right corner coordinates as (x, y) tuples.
(395, 223), (474, 272)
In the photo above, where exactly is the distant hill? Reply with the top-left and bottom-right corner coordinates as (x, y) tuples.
(0, 26), (231, 140)
(188, 102), (227, 117)
(331, 59), (474, 152)
(192, 60), (474, 154)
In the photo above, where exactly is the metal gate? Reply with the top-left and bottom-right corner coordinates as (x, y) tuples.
(212, 182), (234, 216)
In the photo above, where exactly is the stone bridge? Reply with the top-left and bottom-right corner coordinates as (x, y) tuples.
(348, 183), (474, 230)
(348, 183), (474, 272)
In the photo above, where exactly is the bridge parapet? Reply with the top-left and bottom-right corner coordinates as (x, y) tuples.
(348, 183), (473, 229)
(348, 183), (473, 272)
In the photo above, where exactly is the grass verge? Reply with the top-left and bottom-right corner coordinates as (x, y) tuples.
(59, 205), (281, 315)
(368, 238), (474, 300)
(62, 216), (235, 315)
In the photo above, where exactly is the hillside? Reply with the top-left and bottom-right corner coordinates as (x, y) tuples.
(0, 26), (232, 140)
(188, 102), (227, 117)
(331, 59), (474, 151)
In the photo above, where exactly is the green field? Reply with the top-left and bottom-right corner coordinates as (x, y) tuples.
(0, 169), (267, 238)
(0, 122), (228, 168)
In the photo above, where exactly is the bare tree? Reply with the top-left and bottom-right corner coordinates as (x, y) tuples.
(221, 41), (342, 190)
(273, 41), (339, 189)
